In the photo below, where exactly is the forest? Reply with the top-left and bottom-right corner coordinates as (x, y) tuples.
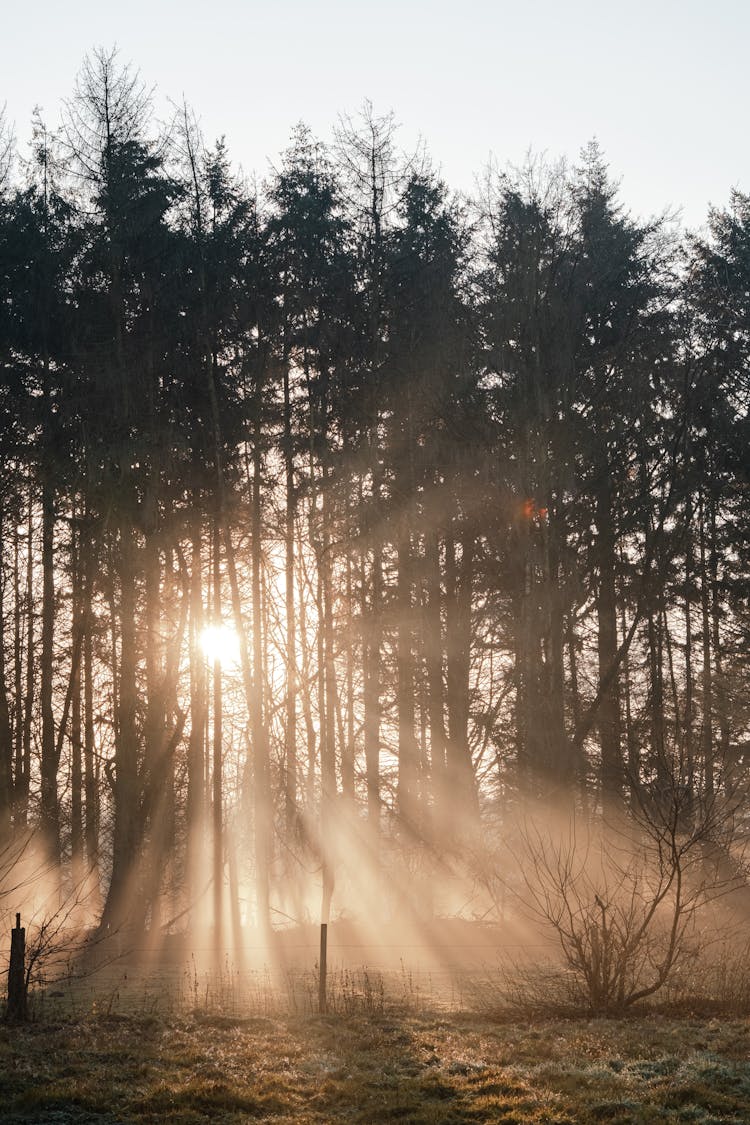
(0, 48), (749, 1019)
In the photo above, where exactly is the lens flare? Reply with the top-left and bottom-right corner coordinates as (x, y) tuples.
(201, 624), (241, 668)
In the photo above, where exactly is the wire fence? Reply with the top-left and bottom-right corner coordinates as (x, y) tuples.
(24, 935), (563, 1020)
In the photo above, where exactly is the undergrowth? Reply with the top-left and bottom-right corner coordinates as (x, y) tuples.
(27, 959), (433, 1023)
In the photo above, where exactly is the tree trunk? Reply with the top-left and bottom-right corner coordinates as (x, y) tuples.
(423, 523), (446, 829)
(698, 488), (714, 797)
(545, 497), (572, 790)
(595, 475), (623, 807)
(708, 493), (730, 772)
(187, 517), (207, 920)
(283, 359), (298, 831)
(251, 414), (271, 931)
(104, 514), (141, 930)
(83, 519), (100, 893)
(362, 496), (382, 832)
(40, 431), (59, 856)
(70, 515), (84, 888)
(212, 516), (223, 950)
(19, 497), (34, 828)
(396, 524), (419, 832)
(445, 527), (478, 822)
(0, 513), (13, 840)
(683, 493), (695, 805)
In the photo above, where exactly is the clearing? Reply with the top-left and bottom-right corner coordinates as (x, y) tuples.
(1, 1009), (749, 1123)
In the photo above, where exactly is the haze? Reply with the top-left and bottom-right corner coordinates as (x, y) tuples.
(2, 8), (750, 1119)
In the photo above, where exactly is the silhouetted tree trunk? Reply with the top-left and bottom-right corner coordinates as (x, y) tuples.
(683, 491), (695, 804)
(82, 518), (100, 889)
(362, 482), (383, 831)
(19, 498), (34, 829)
(187, 517), (207, 917)
(445, 524), (478, 821)
(708, 494), (730, 768)
(423, 521), (447, 827)
(107, 513), (141, 928)
(12, 518), (24, 830)
(212, 515), (223, 947)
(595, 474), (623, 806)
(70, 515), (85, 887)
(39, 385), (59, 856)
(250, 402), (271, 930)
(0, 513), (13, 840)
(341, 486), (356, 802)
(282, 357), (298, 830)
(396, 519), (419, 831)
(698, 488), (714, 796)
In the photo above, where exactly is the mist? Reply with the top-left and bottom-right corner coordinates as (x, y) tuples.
(0, 51), (749, 1032)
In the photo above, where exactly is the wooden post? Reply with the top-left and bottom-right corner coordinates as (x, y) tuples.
(318, 922), (327, 1014)
(7, 913), (27, 1022)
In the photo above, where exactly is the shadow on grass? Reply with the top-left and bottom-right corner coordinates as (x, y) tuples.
(2, 1011), (750, 1123)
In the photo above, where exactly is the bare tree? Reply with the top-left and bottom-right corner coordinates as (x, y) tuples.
(511, 765), (748, 1013)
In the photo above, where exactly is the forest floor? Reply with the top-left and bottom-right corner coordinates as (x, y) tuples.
(1, 1007), (750, 1124)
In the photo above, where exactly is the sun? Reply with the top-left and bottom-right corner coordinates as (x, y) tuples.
(200, 624), (241, 668)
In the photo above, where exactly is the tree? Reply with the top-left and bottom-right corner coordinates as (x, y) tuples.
(65, 48), (182, 929)
(381, 171), (479, 836)
(514, 761), (746, 1013)
(685, 193), (750, 796)
(480, 158), (581, 802)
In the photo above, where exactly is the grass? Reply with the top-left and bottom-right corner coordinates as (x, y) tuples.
(2, 1008), (750, 1123)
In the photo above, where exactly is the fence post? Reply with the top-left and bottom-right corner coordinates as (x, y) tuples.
(318, 922), (327, 1014)
(7, 913), (27, 1022)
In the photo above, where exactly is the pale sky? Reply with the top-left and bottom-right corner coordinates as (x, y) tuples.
(3, 0), (749, 229)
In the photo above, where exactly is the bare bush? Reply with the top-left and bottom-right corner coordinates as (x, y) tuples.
(507, 772), (748, 1015)
(1, 833), (116, 1020)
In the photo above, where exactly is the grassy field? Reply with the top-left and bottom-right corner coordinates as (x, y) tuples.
(1, 1008), (750, 1124)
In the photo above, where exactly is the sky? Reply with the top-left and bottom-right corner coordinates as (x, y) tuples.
(2, 0), (749, 229)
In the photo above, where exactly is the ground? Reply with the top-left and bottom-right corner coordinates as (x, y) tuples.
(1, 1011), (750, 1123)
